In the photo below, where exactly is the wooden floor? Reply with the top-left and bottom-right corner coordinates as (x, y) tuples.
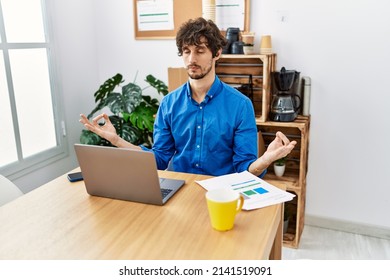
(282, 225), (390, 260)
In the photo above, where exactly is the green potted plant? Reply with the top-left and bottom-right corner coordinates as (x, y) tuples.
(273, 156), (287, 177)
(80, 73), (168, 148)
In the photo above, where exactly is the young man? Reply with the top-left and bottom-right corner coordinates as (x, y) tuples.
(80, 18), (296, 177)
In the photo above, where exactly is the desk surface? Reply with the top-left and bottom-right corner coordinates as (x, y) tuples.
(0, 169), (282, 260)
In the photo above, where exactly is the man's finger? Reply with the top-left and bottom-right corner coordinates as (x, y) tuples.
(103, 113), (111, 124)
(276, 131), (290, 145)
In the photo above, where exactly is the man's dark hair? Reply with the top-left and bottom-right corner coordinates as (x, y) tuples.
(176, 17), (227, 58)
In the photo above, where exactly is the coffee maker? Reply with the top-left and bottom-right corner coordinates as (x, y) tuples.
(269, 67), (301, 122)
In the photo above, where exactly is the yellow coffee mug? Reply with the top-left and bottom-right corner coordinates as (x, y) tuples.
(206, 188), (244, 231)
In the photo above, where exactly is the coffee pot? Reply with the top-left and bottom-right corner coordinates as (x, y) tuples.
(269, 67), (301, 122)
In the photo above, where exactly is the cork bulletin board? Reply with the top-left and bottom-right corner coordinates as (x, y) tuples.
(133, 0), (250, 40)
(133, 0), (202, 40)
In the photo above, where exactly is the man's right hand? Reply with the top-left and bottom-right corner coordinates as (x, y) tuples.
(79, 113), (120, 146)
(79, 113), (141, 150)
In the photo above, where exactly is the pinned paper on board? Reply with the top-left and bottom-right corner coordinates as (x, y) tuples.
(216, 0), (246, 31)
(136, 0), (174, 31)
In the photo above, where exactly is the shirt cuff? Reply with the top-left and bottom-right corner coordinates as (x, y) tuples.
(258, 168), (267, 178)
(139, 145), (150, 152)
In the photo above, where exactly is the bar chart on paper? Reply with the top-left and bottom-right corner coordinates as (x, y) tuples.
(196, 171), (295, 210)
(232, 179), (269, 197)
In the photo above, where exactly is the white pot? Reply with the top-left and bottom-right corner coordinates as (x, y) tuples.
(274, 164), (286, 177)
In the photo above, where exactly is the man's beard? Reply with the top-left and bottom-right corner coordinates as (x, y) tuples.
(187, 62), (213, 80)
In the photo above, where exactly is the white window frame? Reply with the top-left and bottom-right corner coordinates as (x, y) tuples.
(0, 0), (67, 178)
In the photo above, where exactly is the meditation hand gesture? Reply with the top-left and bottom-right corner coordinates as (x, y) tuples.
(262, 131), (297, 165)
(249, 131), (297, 176)
(79, 113), (119, 145)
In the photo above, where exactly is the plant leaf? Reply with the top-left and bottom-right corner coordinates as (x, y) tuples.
(109, 114), (143, 144)
(142, 95), (160, 109)
(129, 103), (156, 131)
(121, 121), (144, 145)
(94, 73), (123, 103)
(145, 74), (168, 96)
(102, 92), (123, 115)
(122, 112), (131, 123)
(122, 82), (143, 113)
(86, 73), (124, 119)
(80, 129), (102, 145)
(87, 101), (107, 119)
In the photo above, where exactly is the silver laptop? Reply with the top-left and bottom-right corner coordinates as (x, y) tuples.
(74, 144), (185, 205)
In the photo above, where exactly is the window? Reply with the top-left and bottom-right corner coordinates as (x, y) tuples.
(0, 0), (66, 176)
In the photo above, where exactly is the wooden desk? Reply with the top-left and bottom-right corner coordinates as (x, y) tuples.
(0, 170), (282, 260)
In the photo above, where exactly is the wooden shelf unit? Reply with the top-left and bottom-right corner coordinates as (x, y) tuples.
(257, 116), (310, 248)
(216, 54), (276, 122)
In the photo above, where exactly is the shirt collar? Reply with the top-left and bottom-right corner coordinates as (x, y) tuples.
(185, 75), (223, 103)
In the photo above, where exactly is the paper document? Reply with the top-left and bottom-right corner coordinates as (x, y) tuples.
(196, 171), (295, 210)
(216, 0), (246, 31)
(136, 0), (174, 31)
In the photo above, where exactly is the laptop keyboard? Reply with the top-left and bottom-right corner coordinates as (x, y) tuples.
(160, 188), (173, 199)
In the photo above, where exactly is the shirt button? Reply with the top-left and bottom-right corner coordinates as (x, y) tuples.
(196, 164), (199, 167)
(199, 106), (203, 110)
(197, 126), (201, 129)
(197, 145), (200, 148)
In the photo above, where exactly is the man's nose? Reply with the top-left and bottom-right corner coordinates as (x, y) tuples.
(188, 52), (197, 63)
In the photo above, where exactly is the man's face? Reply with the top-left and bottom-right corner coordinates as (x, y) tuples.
(182, 38), (219, 80)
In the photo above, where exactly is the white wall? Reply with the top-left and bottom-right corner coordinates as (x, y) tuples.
(254, 0), (390, 232)
(16, 0), (390, 235)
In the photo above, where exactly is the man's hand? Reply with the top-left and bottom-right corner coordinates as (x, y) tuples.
(79, 113), (119, 145)
(262, 131), (297, 166)
(249, 131), (297, 176)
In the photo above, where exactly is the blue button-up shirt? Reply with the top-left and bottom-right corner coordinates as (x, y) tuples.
(141, 75), (265, 177)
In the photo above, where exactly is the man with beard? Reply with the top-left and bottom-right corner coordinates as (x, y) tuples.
(80, 17), (296, 177)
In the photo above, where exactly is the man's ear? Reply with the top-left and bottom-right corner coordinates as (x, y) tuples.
(214, 49), (222, 60)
